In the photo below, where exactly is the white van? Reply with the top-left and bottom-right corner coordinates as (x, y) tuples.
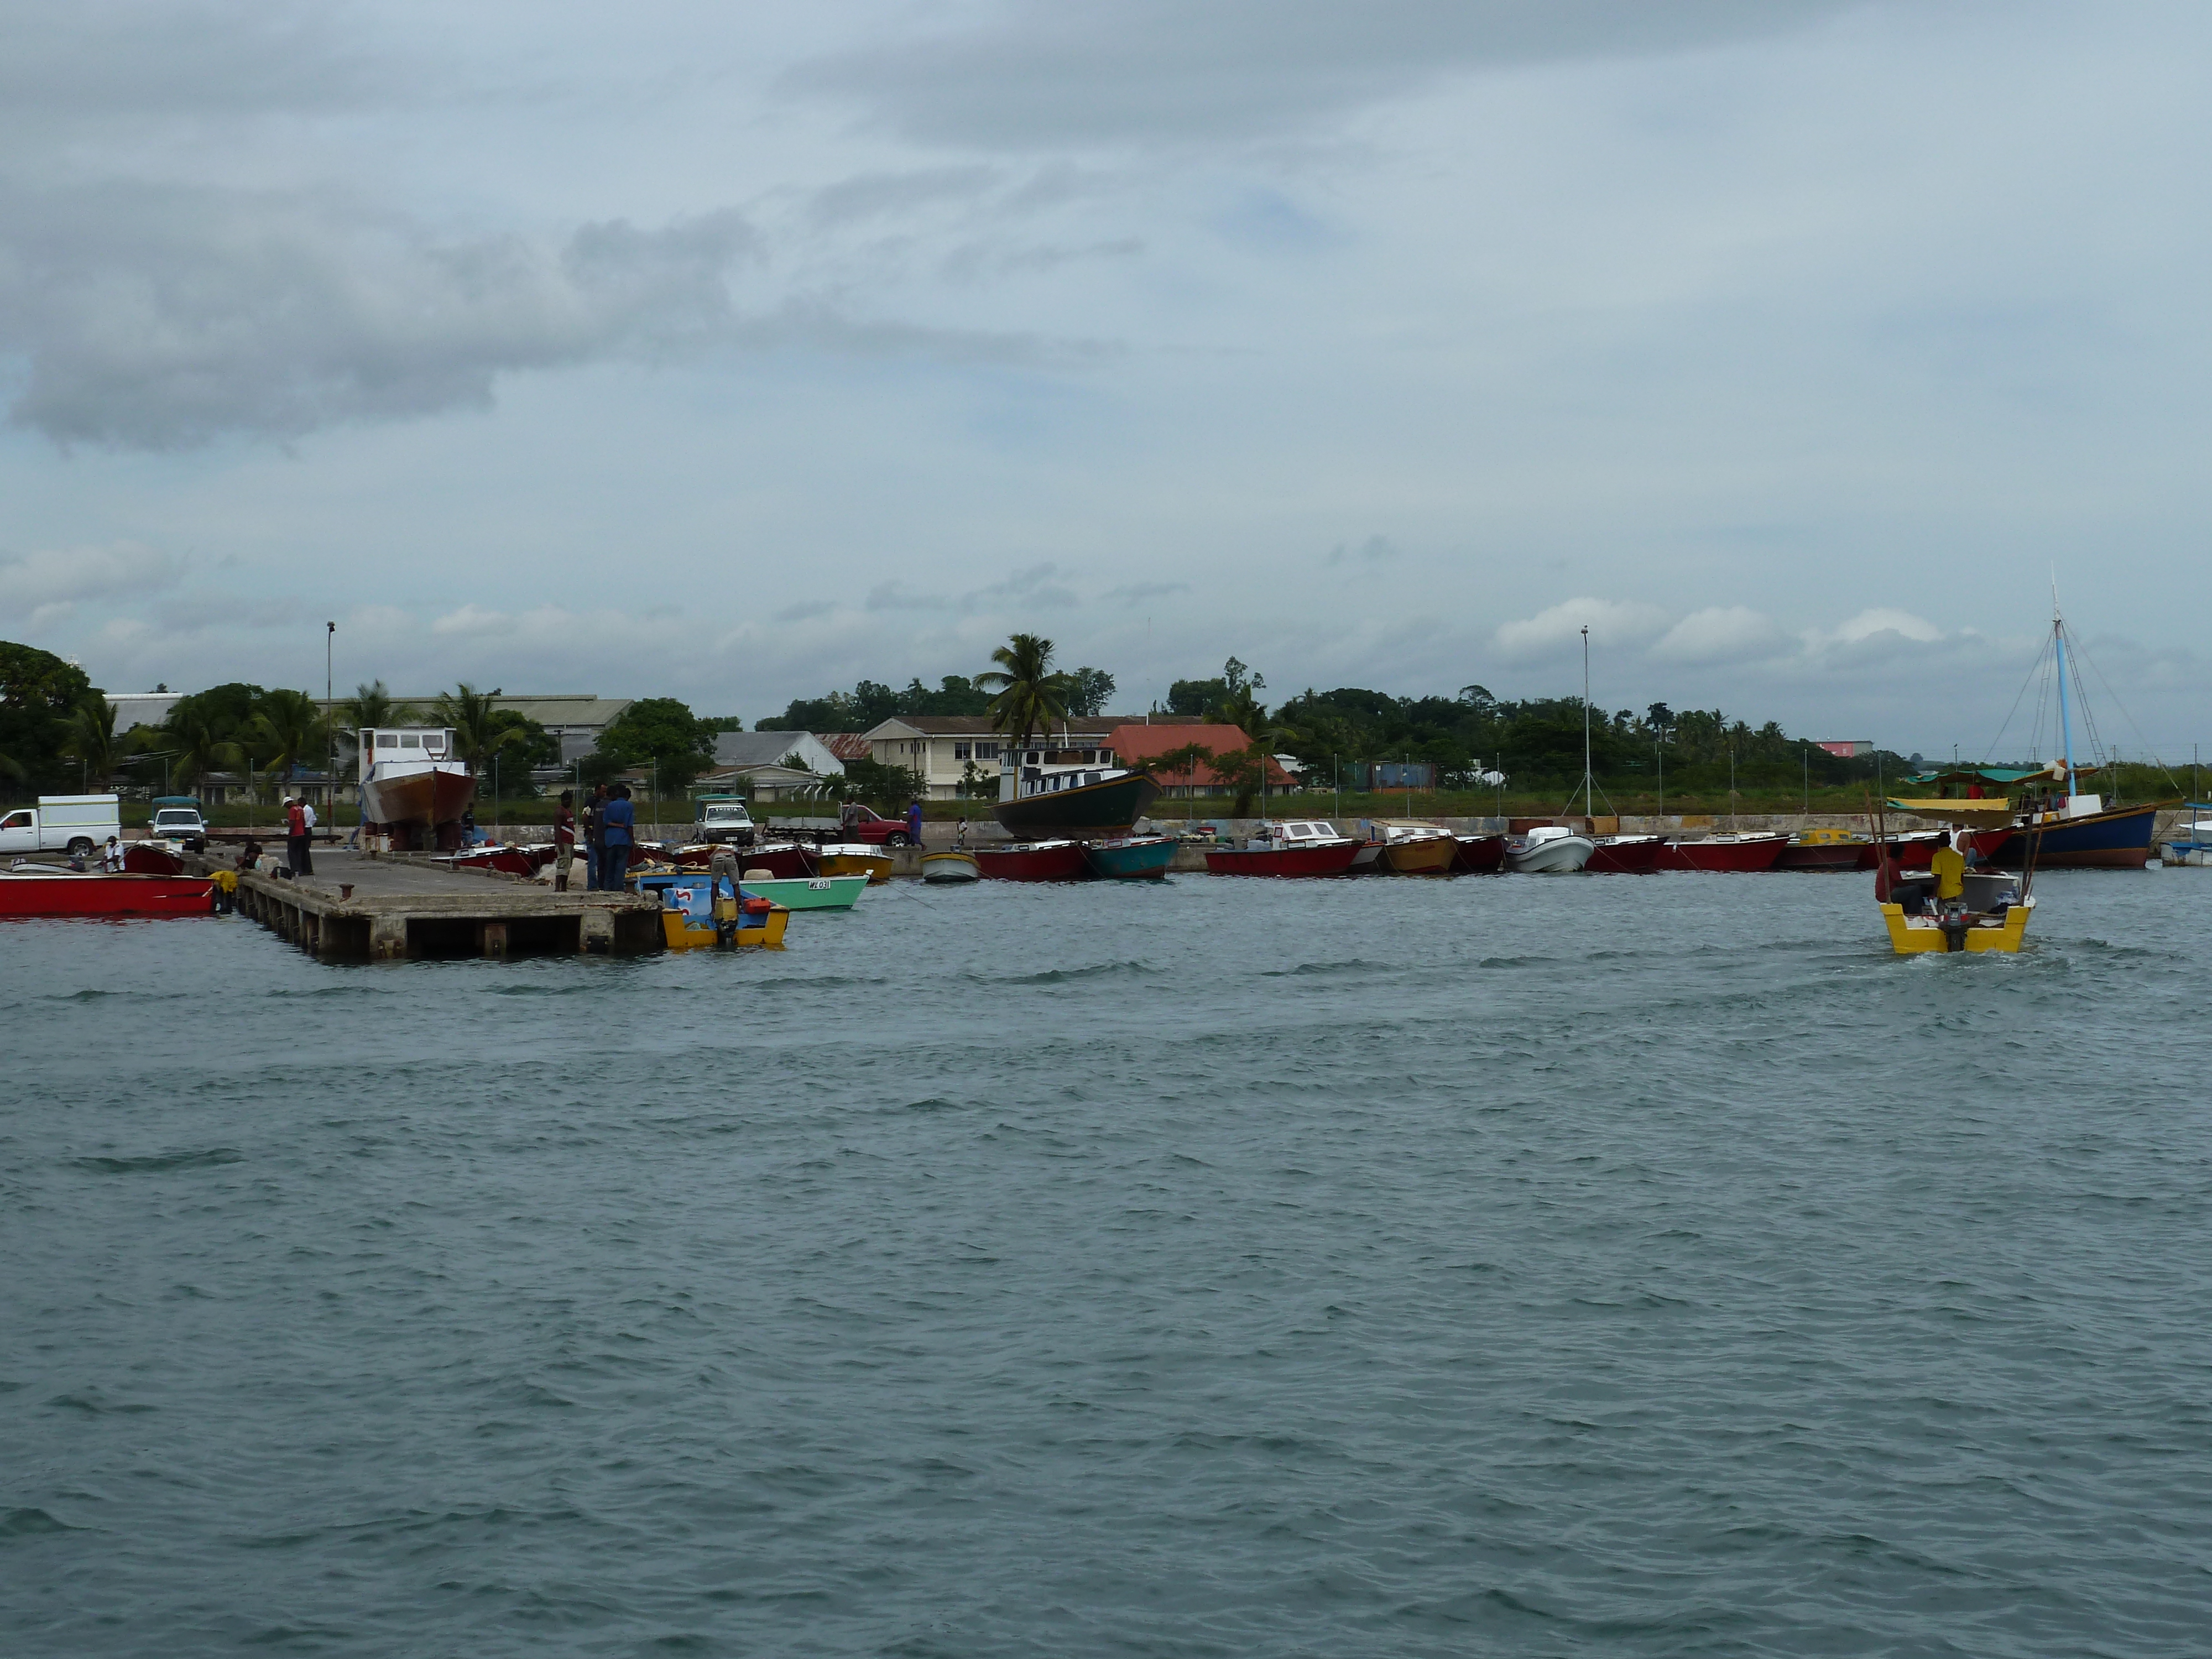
(0, 794), (124, 858)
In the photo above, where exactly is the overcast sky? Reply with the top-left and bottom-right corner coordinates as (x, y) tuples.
(2, 0), (2207, 759)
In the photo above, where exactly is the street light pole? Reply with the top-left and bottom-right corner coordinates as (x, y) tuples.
(325, 622), (335, 812)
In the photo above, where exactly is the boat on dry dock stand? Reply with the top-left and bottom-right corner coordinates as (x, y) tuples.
(1205, 820), (1362, 877)
(1655, 832), (1790, 873)
(358, 726), (476, 851)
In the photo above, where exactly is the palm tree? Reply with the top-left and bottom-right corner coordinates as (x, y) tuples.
(977, 633), (1073, 753)
(60, 696), (121, 789)
(428, 683), (524, 776)
(248, 689), (327, 789)
(340, 680), (416, 732)
(165, 705), (241, 792)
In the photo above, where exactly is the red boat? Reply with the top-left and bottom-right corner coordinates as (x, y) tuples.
(0, 869), (213, 917)
(1451, 833), (1508, 874)
(1584, 834), (1663, 874)
(1206, 820), (1362, 877)
(1879, 828), (2006, 869)
(1655, 833), (1791, 872)
(122, 843), (186, 876)
(444, 844), (552, 877)
(975, 840), (1091, 881)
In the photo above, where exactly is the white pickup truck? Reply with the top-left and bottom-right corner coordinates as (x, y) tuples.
(0, 794), (124, 859)
(691, 796), (756, 847)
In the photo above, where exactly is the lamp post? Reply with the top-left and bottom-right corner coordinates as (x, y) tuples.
(325, 622), (335, 812)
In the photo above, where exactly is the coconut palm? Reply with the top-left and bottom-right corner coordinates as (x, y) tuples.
(248, 689), (328, 788)
(165, 704), (241, 791)
(427, 683), (524, 776)
(59, 696), (121, 788)
(340, 680), (416, 732)
(977, 633), (1073, 752)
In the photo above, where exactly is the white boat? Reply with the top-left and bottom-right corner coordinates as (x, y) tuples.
(1506, 825), (1595, 873)
(358, 726), (474, 849)
(2161, 806), (2212, 866)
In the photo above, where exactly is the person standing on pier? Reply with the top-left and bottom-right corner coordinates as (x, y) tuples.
(285, 795), (314, 877)
(907, 797), (924, 849)
(600, 784), (635, 891)
(553, 790), (577, 892)
(581, 784), (605, 890)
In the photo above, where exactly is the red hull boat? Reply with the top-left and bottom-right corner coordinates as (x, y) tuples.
(1206, 840), (1361, 877)
(0, 870), (213, 917)
(1773, 840), (1870, 872)
(1451, 834), (1508, 874)
(975, 841), (1091, 882)
(1656, 833), (1791, 872)
(445, 844), (552, 877)
(122, 843), (186, 876)
(1584, 835), (1663, 874)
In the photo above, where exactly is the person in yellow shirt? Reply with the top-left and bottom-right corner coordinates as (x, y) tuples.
(1928, 831), (1968, 906)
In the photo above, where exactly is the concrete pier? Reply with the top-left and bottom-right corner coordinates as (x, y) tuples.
(189, 849), (663, 962)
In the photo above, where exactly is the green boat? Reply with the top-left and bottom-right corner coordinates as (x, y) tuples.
(732, 873), (868, 911)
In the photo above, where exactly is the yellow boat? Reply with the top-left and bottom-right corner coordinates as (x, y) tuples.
(1877, 864), (2035, 954)
(1880, 897), (2033, 953)
(1366, 819), (1458, 874)
(816, 843), (894, 885)
(637, 870), (790, 950)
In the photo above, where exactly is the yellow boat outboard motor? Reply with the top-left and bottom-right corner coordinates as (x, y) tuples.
(708, 847), (740, 950)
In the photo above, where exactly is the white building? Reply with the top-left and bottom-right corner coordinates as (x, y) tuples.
(863, 715), (1130, 800)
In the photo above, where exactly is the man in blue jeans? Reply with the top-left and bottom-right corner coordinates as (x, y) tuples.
(600, 784), (635, 891)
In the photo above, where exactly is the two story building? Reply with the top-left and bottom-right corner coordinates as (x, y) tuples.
(862, 715), (1127, 800)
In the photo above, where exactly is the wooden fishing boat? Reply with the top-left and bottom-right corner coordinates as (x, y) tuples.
(993, 757), (1161, 841)
(975, 840), (1090, 881)
(634, 870), (789, 948)
(1365, 819), (1457, 874)
(1451, 833), (1508, 873)
(0, 867), (213, 917)
(1980, 800), (2162, 870)
(815, 843), (893, 884)
(357, 726), (475, 849)
(732, 873), (868, 911)
(1775, 827), (1872, 871)
(1506, 826), (1595, 873)
(1875, 853), (2034, 954)
(442, 844), (550, 878)
(1583, 834), (1662, 874)
(1084, 836), (1176, 879)
(122, 842), (186, 876)
(920, 850), (982, 883)
(1206, 820), (1361, 877)
(1655, 832), (1790, 872)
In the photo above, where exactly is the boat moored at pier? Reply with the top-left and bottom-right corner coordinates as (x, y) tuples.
(0, 867), (214, 917)
(1584, 834), (1663, 874)
(1364, 819), (1458, 874)
(1206, 820), (1361, 877)
(975, 840), (1092, 882)
(1084, 836), (1176, 880)
(1506, 826), (1595, 873)
(1656, 832), (1790, 873)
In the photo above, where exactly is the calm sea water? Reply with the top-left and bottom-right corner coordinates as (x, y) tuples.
(3, 869), (2208, 1656)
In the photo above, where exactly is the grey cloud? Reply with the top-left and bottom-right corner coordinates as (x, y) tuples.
(790, 0), (1867, 149)
(0, 181), (759, 447)
(0, 3), (380, 129)
(1102, 581), (1191, 605)
(0, 540), (181, 618)
(1325, 535), (1399, 567)
(961, 562), (1078, 612)
(774, 599), (837, 622)
(807, 166), (1003, 228)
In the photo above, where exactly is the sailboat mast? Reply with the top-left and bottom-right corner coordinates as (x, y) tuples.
(1580, 625), (1593, 815)
(2053, 599), (2077, 800)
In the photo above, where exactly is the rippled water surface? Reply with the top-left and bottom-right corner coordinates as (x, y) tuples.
(4, 869), (2209, 1656)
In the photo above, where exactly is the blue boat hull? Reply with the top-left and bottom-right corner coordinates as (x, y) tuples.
(1083, 838), (1175, 880)
(1985, 802), (2159, 869)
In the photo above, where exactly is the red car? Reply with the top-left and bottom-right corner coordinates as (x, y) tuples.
(839, 806), (921, 847)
